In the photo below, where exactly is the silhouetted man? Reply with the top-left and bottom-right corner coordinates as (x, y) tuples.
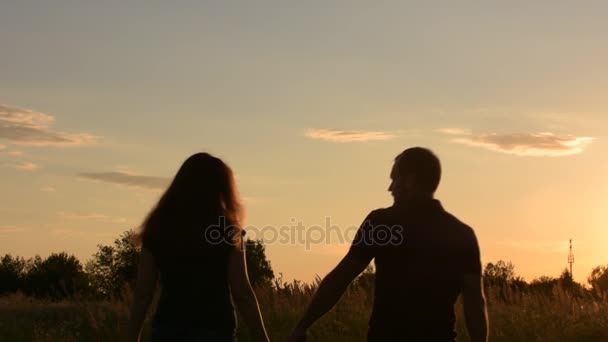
(289, 147), (488, 342)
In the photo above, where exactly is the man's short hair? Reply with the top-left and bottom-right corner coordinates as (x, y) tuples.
(394, 147), (442, 194)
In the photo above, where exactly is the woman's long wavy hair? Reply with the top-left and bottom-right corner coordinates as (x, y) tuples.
(136, 153), (243, 254)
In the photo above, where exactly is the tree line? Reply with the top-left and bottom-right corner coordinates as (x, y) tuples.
(482, 260), (608, 301)
(0, 230), (274, 300)
(1, 231), (607, 300)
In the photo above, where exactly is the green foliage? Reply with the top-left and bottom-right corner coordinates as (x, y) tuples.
(529, 275), (558, 293)
(23, 252), (87, 299)
(245, 239), (275, 288)
(558, 268), (578, 292)
(82, 232), (274, 298)
(85, 230), (140, 298)
(82, 232), (275, 297)
(4, 230), (608, 342)
(528, 269), (584, 298)
(0, 254), (27, 294)
(483, 260), (516, 285)
(588, 265), (608, 295)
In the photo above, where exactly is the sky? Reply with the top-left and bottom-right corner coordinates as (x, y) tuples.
(1, 1), (607, 284)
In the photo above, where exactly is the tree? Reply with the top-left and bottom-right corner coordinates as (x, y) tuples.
(483, 260), (516, 286)
(245, 239), (275, 288)
(529, 275), (558, 294)
(559, 268), (573, 289)
(24, 252), (87, 299)
(85, 231), (274, 296)
(588, 265), (608, 295)
(86, 230), (140, 298)
(0, 254), (26, 295)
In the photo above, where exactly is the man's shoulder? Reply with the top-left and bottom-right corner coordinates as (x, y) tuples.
(442, 210), (477, 238)
(364, 207), (395, 222)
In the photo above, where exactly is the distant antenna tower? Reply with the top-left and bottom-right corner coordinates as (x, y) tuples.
(568, 239), (574, 278)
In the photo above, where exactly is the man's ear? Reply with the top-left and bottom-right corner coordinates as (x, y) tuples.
(403, 173), (416, 189)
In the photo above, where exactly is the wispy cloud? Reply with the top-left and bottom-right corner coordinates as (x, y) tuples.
(51, 228), (86, 237)
(0, 104), (98, 146)
(439, 128), (594, 157)
(435, 127), (472, 136)
(13, 162), (39, 170)
(0, 145), (24, 156)
(78, 171), (170, 190)
(58, 212), (128, 224)
(305, 128), (395, 142)
(0, 225), (24, 234)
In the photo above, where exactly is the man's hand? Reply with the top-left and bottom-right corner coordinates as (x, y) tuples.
(288, 326), (307, 342)
(287, 250), (370, 342)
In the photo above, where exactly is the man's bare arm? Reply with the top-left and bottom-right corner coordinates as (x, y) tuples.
(289, 251), (371, 341)
(462, 274), (488, 342)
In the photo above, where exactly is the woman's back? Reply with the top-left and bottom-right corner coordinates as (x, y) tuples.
(129, 153), (269, 342)
(155, 245), (235, 332)
(145, 222), (239, 341)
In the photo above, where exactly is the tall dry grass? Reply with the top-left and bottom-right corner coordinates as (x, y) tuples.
(1, 282), (607, 341)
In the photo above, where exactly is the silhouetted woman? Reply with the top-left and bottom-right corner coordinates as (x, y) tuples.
(129, 153), (269, 342)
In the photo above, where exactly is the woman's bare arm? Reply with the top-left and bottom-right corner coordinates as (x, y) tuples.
(228, 244), (270, 342)
(128, 248), (159, 342)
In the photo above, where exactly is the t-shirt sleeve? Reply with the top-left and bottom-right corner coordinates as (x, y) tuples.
(348, 210), (380, 262)
(460, 227), (482, 275)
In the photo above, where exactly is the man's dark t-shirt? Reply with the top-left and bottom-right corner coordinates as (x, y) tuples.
(349, 199), (482, 341)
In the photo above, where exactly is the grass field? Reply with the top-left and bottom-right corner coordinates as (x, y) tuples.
(1, 283), (607, 342)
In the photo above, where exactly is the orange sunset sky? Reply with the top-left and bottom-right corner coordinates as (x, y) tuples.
(1, 1), (607, 284)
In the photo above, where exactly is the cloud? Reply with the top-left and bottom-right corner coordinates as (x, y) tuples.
(0, 146), (23, 156)
(0, 225), (23, 234)
(435, 127), (471, 136)
(0, 105), (54, 127)
(438, 128), (594, 157)
(51, 228), (86, 237)
(13, 162), (39, 170)
(58, 212), (128, 224)
(40, 186), (56, 192)
(0, 104), (98, 146)
(78, 171), (170, 190)
(305, 128), (395, 142)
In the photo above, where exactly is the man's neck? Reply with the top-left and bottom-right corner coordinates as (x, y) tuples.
(394, 194), (435, 206)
